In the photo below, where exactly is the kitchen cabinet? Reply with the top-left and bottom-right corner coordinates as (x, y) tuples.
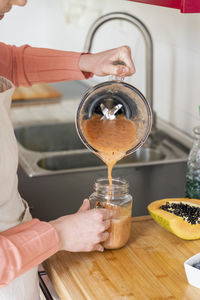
(128, 0), (200, 13)
(44, 215), (200, 300)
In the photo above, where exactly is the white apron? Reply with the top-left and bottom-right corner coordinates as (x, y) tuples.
(0, 77), (40, 300)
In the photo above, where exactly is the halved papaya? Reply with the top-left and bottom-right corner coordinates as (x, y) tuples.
(147, 198), (200, 240)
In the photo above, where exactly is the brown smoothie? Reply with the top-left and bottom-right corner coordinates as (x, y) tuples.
(104, 214), (131, 249)
(82, 114), (136, 192)
(82, 113), (135, 248)
(96, 202), (132, 249)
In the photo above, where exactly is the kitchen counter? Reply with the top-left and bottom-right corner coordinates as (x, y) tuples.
(11, 81), (90, 127)
(44, 216), (200, 300)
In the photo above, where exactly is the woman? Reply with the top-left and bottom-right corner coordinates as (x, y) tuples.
(0, 0), (135, 299)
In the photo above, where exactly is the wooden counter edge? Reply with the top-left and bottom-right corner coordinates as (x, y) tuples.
(131, 214), (152, 222)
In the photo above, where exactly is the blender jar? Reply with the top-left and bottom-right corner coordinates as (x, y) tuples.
(76, 80), (152, 158)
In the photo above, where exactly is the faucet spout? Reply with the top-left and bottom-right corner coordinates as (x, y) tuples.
(84, 12), (155, 129)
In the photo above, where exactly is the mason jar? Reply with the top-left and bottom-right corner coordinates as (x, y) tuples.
(89, 177), (133, 249)
(185, 126), (200, 199)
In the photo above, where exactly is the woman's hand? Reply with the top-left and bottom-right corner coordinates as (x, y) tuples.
(49, 199), (111, 252)
(79, 46), (136, 77)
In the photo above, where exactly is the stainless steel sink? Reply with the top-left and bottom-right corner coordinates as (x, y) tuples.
(14, 122), (85, 152)
(37, 148), (165, 171)
(14, 122), (188, 176)
(37, 151), (104, 170)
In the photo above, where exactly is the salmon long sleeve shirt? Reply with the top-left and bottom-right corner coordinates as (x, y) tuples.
(0, 42), (92, 87)
(0, 42), (92, 287)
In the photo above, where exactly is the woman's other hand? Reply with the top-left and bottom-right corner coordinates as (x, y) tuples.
(79, 46), (136, 78)
(49, 199), (111, 252)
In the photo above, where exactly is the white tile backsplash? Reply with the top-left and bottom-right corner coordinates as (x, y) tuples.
(1, 0), (200, 137)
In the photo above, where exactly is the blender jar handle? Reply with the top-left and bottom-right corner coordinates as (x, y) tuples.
(109, 60), (126, 81)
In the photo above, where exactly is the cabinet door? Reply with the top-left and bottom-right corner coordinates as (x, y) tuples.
(128, 0), (200, 13)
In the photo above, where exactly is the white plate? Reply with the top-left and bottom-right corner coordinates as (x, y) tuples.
(184, 253), (200, 288)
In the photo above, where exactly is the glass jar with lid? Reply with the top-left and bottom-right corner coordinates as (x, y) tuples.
(185, 126), (200, 199)
(89, 177), (133, 249)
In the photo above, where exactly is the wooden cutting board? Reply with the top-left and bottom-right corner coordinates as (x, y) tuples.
(44, 216), (200, 300)
(12, 83), (61, 101)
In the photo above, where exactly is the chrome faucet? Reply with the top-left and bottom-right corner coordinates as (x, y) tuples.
(83, 11), (156, 130)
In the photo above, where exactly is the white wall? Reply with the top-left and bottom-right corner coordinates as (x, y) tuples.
(1, 0), (200, 137)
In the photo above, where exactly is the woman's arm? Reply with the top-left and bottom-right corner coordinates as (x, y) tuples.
(0, 200), (111, 287)
(0, 42), (92, 87)
(0, 43), (135, 87)
(0, 219), (59, 287)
